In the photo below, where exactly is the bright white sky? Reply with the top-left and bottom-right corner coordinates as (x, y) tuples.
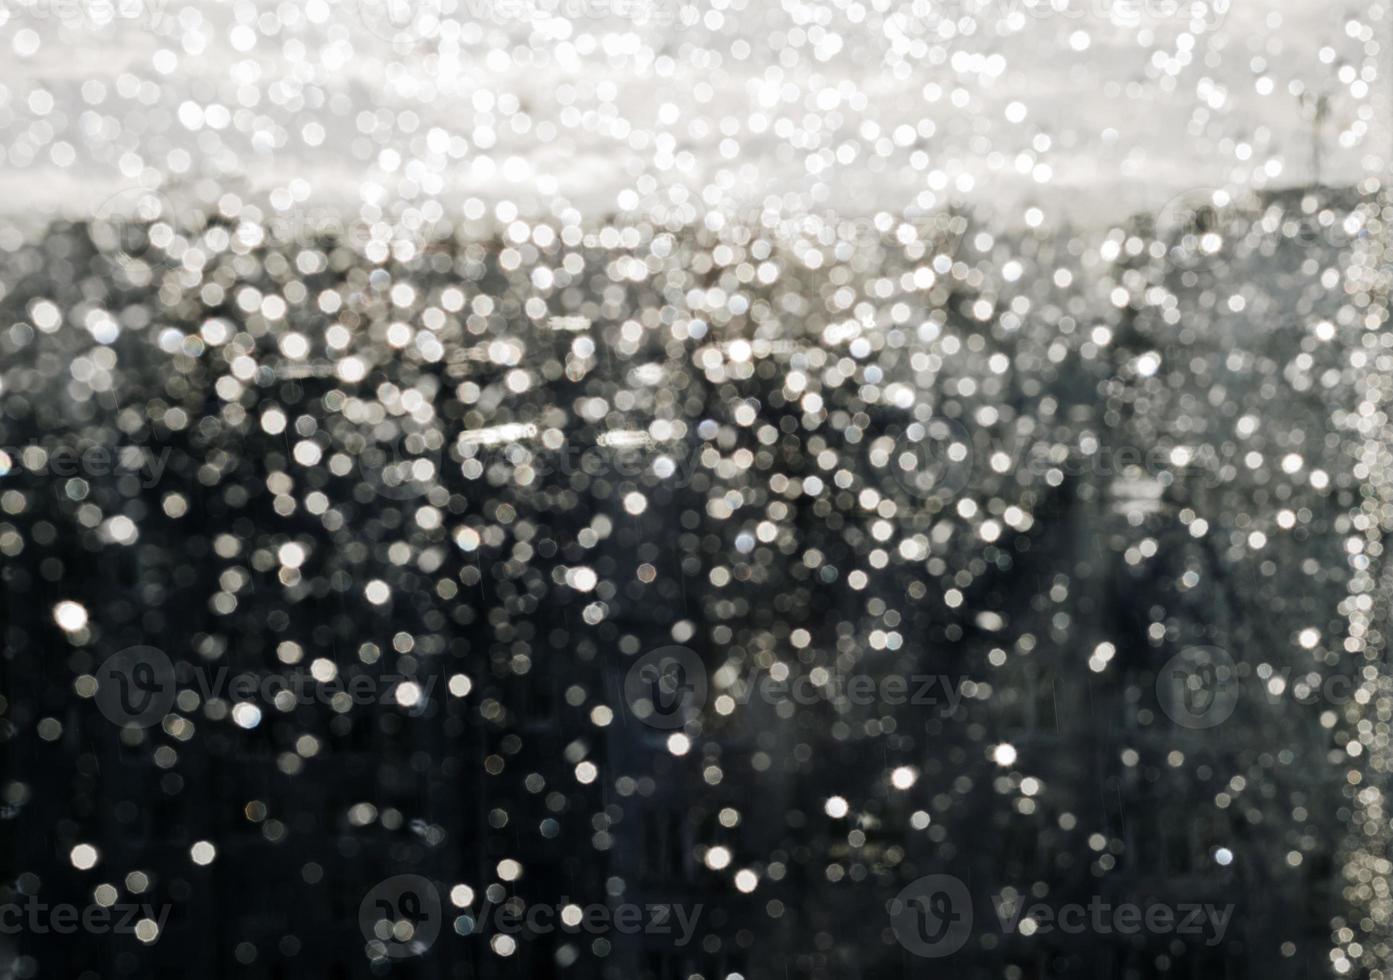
(0, 0), (1382, 234)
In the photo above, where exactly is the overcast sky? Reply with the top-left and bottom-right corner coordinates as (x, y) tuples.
(0, 0), (1380, 232)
